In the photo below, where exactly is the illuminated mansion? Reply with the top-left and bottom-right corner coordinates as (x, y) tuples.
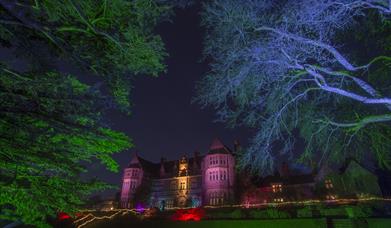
(120, 139), (236, 208)
(120, 138), (383, 209)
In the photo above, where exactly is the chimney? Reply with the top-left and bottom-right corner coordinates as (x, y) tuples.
(280, 162), (290, 177)
(160, 157), (166, 177)
(233, 140), (241, 152)
(193, 151), (200, 170)
(194, 151), (200, 158)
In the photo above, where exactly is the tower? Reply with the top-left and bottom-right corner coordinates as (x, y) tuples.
(202, 138), (235, 206)
(120, 153), (144, 208)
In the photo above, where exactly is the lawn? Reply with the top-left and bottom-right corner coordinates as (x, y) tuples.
(84, 217), (328, 228)
(78, 216), (391, 228)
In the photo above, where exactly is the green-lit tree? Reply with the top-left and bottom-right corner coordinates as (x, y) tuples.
(0, 0), (188, 227)
(0, 67), (131, 227)
(197, 0), (391, 173)
(0, 0), (175, 111)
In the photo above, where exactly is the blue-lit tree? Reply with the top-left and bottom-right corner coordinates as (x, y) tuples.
(197, 0), (391, 174)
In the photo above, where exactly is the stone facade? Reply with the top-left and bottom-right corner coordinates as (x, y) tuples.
(120, 138), (235, 208)
(121, 139), (383, 209)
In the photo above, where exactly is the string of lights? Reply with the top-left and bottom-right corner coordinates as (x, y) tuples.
(73, 209), (138, 228)
(158, 197), (391, 210)
(71, 197), (391, 227)
(203, 197), (391, 209)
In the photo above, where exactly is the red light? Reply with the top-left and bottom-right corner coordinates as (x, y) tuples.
(171, 208), (205, 221)
(57, 212), (71, 221)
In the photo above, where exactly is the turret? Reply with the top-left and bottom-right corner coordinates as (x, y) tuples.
(202, 138), (235, 206)
(120, 153), (144, 208)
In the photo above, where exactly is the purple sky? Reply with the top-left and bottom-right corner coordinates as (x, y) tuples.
(79, 4), (253, 196)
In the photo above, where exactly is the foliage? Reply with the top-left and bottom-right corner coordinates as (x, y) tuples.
(297, 207), (313, 218)
(344, 205), (373, 218)
(0, 0), (180, 111)
(197, 0), (391, 173)
(325, 161), (382, 198)
(229, 208), (243, 219)
(0, 67), (132, 227)
(246, 207), (290, 219)
(0, 1), (191, 226)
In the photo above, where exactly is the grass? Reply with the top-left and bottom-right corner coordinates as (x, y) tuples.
(86, 217), (328, 228)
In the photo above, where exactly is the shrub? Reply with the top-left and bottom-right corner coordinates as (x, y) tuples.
(230, 209), (244, 219)
(249, 210), (268, 219)
(345, 206), (373, 218)
(297, 207), (313, 218)
(319, 207), (346, 217)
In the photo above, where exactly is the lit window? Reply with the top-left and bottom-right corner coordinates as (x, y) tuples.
(131, 181), (137, 189)
(326, 195), (337, 200)
(180, 182), (185, 190)
(272, 184), (283, 192)
(325, 179), (334, 189)
(166, 200), (174, 208)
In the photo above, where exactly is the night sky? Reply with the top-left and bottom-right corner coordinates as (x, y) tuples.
(1, 2), (391, 200)
(88, 3), (253, 194)
(0, 3), (252, 197)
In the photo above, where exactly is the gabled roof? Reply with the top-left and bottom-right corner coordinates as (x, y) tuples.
(127, 153), (204, 179)
(208, 138), (232, 154)
(127, 154), (159, 177)
(339, 158), (376, 175)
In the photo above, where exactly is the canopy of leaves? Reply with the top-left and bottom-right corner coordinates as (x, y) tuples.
(197, 0), (391, 174)
(0, 66), (132, 227)
(0, 0), (176, 111)
(0, 1), (189, 226)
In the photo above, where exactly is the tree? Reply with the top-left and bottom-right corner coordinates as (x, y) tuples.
(0, 0), (175, 111)
(197, 0), (391, 173)
(0, 67), (131, 227)
(0, 0), (188, 226)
